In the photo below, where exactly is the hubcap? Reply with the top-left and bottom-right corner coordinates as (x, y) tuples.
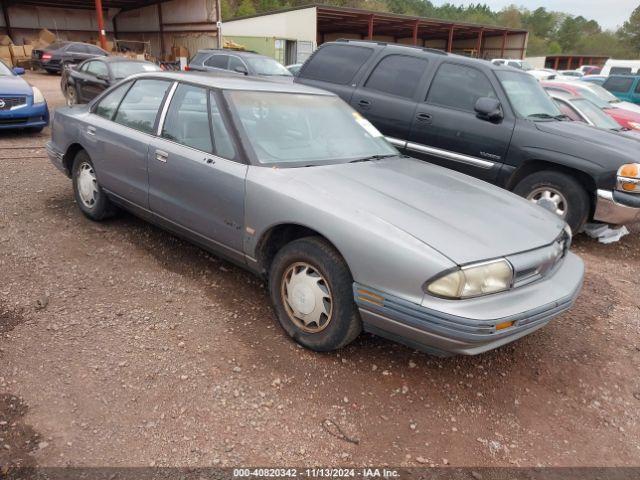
(77, 162), (99, 208)
(527, 187), (568, 218)
(281, 262), (333, 333)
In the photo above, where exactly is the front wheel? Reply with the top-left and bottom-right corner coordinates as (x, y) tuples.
(72, 150), (116, 221)
(269, 237), (362, 352)
(513, 170), (590, 233)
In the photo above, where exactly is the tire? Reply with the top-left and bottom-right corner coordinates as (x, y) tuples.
(71, 150), (116, 221)
(269, 237), (362, 352)
(66, 85), (78, 107)
(28, 126), (44, 134)
(45, 69), (56, 75)
(513, 170), (590, 233)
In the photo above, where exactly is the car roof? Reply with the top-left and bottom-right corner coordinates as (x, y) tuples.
(326, 39), (513, 73)
(196, 49), (266, 58)
(96, 56), (153, 64)
(127, 71), (333, 95)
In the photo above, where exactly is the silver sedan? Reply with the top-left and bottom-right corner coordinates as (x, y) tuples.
(46, 72), (584, 355)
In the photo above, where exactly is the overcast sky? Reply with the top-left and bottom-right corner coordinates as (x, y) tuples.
(432, 0), (637, 30)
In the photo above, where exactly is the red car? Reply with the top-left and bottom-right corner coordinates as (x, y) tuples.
(542, 81), (640, 131)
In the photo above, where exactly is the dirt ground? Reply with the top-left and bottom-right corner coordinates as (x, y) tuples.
(1, 71), (639, 469)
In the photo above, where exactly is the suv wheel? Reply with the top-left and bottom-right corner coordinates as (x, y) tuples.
(72, 150), (116, 221)
(513, 170), (590, 232)
(269, 237), (362, 351)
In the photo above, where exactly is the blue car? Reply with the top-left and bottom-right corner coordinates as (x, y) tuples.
(0, 60), (49, 132)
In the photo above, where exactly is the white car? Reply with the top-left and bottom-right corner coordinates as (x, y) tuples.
(491, 59), (555, 81)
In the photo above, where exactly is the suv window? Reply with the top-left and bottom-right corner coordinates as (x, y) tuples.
(364, 55), (428, 99)
(205, 54), (229, 69)
(94, 82), (132, 120)
(228, 56), (247, 73)
(86, 60), (108, 77)
(301, 44), (373, 85)
(209, 91), (236, 160)
(162, 83), (212, 152)
(114, 79), (171, 134)
(426, 63), (496, 111)
(604, 76), (634, 93)
(609, 67), (632, 75)
(635, 81), (640, 94)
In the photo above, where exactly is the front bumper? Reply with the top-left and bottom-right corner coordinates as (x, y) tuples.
(594, 189), (640, 225)
(354, 252), (584, 356)
(46, 141), (69, 176)
(0, 101), (49, 130)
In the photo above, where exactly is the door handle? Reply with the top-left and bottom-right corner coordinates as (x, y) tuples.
(416, 113), (432, 122)
(357, 99), (371, 110)
(86, 126), (96, 136)
(155, 150), (168, 163)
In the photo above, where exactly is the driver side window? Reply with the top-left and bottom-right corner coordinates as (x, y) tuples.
(86, 61), (108, 77)
(426, 63), (496, 112)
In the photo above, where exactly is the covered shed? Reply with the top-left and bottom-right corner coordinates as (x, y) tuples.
(543, 54), (609, 70)
(223, 5), (528, 65)
(0, 0), (221, 59)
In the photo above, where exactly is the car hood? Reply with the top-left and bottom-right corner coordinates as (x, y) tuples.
(287, 157), (565, 264)
(607, 106), (640, 122)
(0, 75), (33, 96)
(533, 120), (640, 162)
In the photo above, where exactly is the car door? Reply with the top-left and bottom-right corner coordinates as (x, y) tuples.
(84, 78), (172, 207)
(70, 62), (93, 102)
(148, 84), (247, 259)
(82, 60), (110, 101)
(350, 53), (429, 141)
(407, 62), (514, 183)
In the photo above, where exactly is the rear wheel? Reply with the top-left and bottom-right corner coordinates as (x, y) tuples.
(72, 150), (116, 221)
(513, 170), (590, 233)
(269, 237), (361, 352)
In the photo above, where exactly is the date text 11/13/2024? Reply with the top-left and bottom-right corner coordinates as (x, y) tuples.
(233, 468), (400, 478)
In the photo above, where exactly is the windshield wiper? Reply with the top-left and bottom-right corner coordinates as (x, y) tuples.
(528, 113), (566, 121)
(349, 154), (397, 163)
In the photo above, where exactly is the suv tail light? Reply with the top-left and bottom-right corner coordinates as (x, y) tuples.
(42, 53), (52, 60)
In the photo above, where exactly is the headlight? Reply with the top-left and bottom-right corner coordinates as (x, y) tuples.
(32, 86), (45, 105)
(616, 163), (640, 193)
(425, 259), (513, 299)
(627, 122), (640, 130)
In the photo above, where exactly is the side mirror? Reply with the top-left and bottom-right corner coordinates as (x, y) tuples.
(233, 65), (248, 75)
(12, 67), (25, 75)
(474, 97), (503, 122)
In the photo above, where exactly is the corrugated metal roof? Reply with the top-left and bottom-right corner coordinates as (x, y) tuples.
(4, 0), (169, 10)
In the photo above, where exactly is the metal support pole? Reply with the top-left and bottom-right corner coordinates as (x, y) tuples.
(94, 0), (108, 51)
(412, 20), (419, 46)
(500, 31), (507, 58)
(447, 25), (454, 53)
(1, 0), (12, 40)
(157, 2), (165, 58)
(476, 29), (483, 59)
(367, 14), (373, 40)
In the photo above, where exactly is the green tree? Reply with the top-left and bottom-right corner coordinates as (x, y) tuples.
(235, 0), (257, 17)
(620, 4), (640, 53)
(557, 16), (581, 51)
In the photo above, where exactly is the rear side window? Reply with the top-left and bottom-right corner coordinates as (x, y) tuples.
(94, 82), (131, 120)
(300, 44), (373, 85)
(604, 76), (634, 93)
(162, 84), (212, 152)
(209, 91), (236, 160)
(364, 55), (428, 99)
(68, 44), (89, 54)
(205, 55), (229, 69)
(114, 79), (171, 134)
(426, 63), (496, 112)
(635, 82), (640, 94)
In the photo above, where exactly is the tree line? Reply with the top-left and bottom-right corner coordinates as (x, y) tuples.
(221, 0), (640, 59)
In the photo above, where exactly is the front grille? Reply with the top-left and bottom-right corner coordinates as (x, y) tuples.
(0, 117), (27, 125)
(0, 97), (27, 110)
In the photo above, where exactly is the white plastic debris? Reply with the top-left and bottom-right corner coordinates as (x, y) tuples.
(583, 223), (629, 244)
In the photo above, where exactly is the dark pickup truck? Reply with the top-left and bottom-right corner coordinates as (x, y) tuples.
(296, 40), (640, 232)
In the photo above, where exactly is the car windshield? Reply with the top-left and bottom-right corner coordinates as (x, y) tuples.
(245, 58), (292, 76)
(497, 70), (561, 119)
(572, 98), (621, 130)
(226, 91), (398, 166)
(111, 61), (161, 79)
(0, 61), (12, 76)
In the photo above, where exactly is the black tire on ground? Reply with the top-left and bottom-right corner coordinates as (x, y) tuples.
(45, 69), (57, 75)
(28, 126), (44, 133)
(71, 150), (116, 221)
(513, 170), (590, 233)
(268, 236), (362, 352)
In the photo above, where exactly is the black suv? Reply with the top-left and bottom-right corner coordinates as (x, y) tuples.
(296, 40), (640, 232)
(32, 41), (108, 74)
